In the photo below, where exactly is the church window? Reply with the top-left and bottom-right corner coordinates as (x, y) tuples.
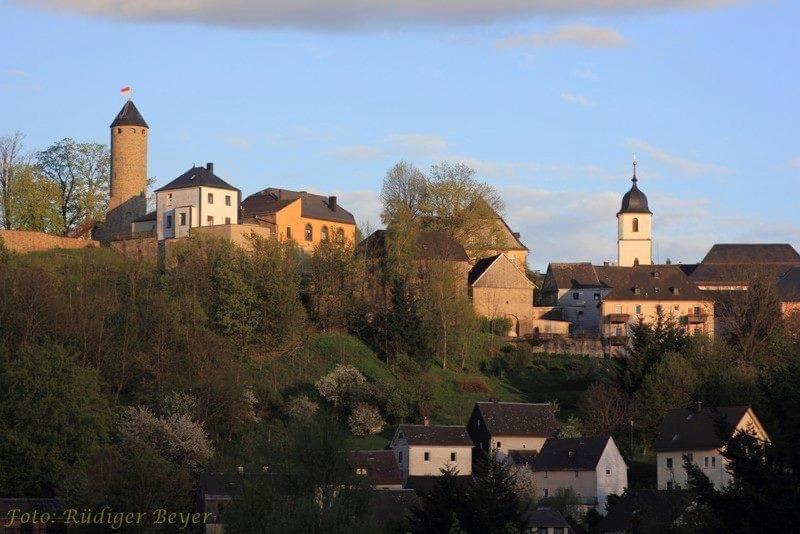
(336, 228), (345, 242)
(321, 226), (329, 241)
(117, 128), (122, 134)
(632, 218), (639, 232)
(305, 224), (313, 241)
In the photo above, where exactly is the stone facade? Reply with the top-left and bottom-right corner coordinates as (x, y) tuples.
(470, 253), (535, 336)
(0, 230), (98, 253)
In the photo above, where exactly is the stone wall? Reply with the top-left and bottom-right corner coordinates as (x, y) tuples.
(0, 230), (98, 253)
(110, 235), (159, 263)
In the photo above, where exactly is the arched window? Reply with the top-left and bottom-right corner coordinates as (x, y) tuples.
(304, 224), (313, 241)
(336, 228), (344, 242)
(321, 226), (329, 242)
(632, 218), (639, 232)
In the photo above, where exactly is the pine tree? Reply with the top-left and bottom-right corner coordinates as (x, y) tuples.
(409, 466), (469, 534)
(464, 450), (529, 533)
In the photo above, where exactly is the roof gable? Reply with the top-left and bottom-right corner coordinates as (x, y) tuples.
(155, 165), (239, 193)
(469, 253), (534, 288)
(110, 100), (148, 128)
(395, 425), (473, 446)
(473, 402), (558, 437)
(652, 406), (751, 452)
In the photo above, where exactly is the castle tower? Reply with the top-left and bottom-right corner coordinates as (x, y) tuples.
(101, 100), (148, 243)
(617, 162), (652, 267)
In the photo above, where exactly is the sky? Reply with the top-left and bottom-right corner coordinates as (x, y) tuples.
(1, 0), (798, 270)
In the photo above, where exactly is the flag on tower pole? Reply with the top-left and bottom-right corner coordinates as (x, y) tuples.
(120, 86), (132, 99)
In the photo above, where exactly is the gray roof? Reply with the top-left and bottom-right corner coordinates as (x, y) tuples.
(652, 406), (750, 452)
(397, 425), (473, 446)
(700, 243), (800, 264)
(618, 175), (651, 215)
(474, 402), (559, 437)
(522, 508), (570, 529)
(778, 267), (800, 302)
(348, 450), (403, 487)
(155, 165), (239, 193)
(595, 264), (707, 301)
(359, 230), (470, 262)
(111, 100), (148, 128)
(132, 210), (156, 223)
(242, 188), (355, 225)
(690, 244), (800, 286)
(531, 436), (611, 471)
(547, 262), (601, 289)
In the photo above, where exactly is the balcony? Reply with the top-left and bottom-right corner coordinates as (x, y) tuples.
(686, 313), (708, 324)
(606, 313), (631, 324)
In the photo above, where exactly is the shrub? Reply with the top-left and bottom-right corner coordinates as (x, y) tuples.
(456, 378), (492, 394)
(315, 364), (366, 408)
(348, 404), (385, 436)
(283, 395), (320, 422)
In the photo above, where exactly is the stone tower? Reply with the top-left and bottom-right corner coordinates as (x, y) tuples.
(101, 100), (148, 243)
(617, 163), (652, 267)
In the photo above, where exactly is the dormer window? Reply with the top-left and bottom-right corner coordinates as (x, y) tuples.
(672, 287), (680, 295)
(654, 287), (660, 294)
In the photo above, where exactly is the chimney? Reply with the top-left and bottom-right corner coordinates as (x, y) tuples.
(328, 195), (337, 211)
(206, 162), (214, 174)
(512, 232), (521, 239)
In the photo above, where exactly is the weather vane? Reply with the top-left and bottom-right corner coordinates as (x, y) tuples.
(632, 153), (638, 182)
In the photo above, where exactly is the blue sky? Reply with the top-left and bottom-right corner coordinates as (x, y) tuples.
(1, 0), (798, 269)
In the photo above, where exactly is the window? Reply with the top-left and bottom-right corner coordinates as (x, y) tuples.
(168, 193), (173, 202)
(305, 224), (313, 241)
(207, 216), (214, 225)
(450, 452), (457, 462)
(594, 292), (600, 301)
(615, 304), (622, 313)
(398, 431), (404, 439)
(667, 481), (674, 490)
(117, 128), (122, 134)
(704, 457), (709, 468)
(336, 228), (344, 242)
(321, 226), (329, 241)
(686, 453), (694, 463)
(606, 469), (611, 475)
(225, 195), (231, 206)
(166, 214), (173, 229)
(543, 489), (549, 497)
(635, 305), (642, 315)
(398, 451), (403, 463)
(694, 306), (701, 315)
(575, 471), (579, 478)
(654, 287), (661, 294)
(496, 441), (502, 449)
(711, 456), (716, 468)
(225, 217), (231, 225)
(130, 128), (135, 133)
(544, 471), (548, 478)
(538, 528), (548, 534)
(633, 218), (639, 232)
(179, 213), (186, 226)
(286, 227), (292, 239)
(356, 467), (367, 475)
(674, 305), (680, 311)
(207, 193), (214, 204)
(656, 305), (663, 314)
(666, 458), (673, 469)
(424, 452), (430, 462)
(554, 528), (564, 534)
(573, 292), (580, 300)
(634, 287), (642, 295)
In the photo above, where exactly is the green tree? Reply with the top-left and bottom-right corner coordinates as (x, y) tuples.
(0, 131), (26, 229)
(0, 342), (113, 496)
(634, 352), (698, 433)
(5, 163), (62, 232)
(409, 466), (470, 534)
(465, 451), (529, 533)
(307, 237), (367, 330)
(621, 310), (689, 394)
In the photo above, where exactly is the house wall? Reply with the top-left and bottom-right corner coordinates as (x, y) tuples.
(555, 287), (608, 335)
(271, 199), (357, 253)
(600, 299), (715, 337)
(131, 219), (156, 235)
(534, 469), (598, 505)
(389, 434), (472, 480)
(156, 186), (238, 241)
(199, 186), (239, 227)
(595, 438), (628, 511)
(157, 187), (199, 240)
(489, 436), (548, 456)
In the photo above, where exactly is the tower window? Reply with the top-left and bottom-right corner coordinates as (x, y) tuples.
(117, 128), (122, 134)
(208, 193), (214, 204)
(632, 217), (639, 232)
(305, 224), (313, 241)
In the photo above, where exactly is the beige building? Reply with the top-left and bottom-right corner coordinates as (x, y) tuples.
(466, 401), (559, 456)
(469, 253), (536, 336)
(389, 425), (473, 483)
(241, 188), (357, 254)
(616, 164), (652, 267)
(653, 405), (769, 490)
(527, 435), (628, 511)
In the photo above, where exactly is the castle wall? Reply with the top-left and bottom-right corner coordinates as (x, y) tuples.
(0, 230), (98, 253)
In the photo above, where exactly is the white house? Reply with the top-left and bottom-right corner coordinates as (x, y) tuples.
(154, 163), (240, 241)
(389, 425), (473, 483)
(527, 435), (628, 511)
(653, 405), (769, 490)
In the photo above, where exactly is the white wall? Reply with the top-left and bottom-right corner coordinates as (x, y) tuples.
(199, 187), (238, 227)
(656, 449), (727, 489)
(617, 213), (652, 266)
(156, 186), (238, 241)
(490, 436), (548, 456)
(156, 187), (199, 240)
(595, 438), (628, 510)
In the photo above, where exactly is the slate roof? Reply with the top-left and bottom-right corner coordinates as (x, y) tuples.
(359, 230), (470, 262)
(508, 449), (538, 468)
(596, 489), (691, 533)
(522, 508), (570, 529)
(778, 267), (800, 302)
(155, 165), (239, 193)
(690, 244), (800, 286)
(241, 188), (355, 225)
(618, 175), (651, 215)
(547, 262), (601, 289)
(396, 425), (473, 446)
(468, 254), (502, 285)
(132, 211), (156, 223)
(348, 450), (403, 487)
(531, 436), (611, 471)
(404, 475), (472, 493)
(110, 100), (148, 128)
(652, 406), (750, 452)
(595, 264), (707, 301)
(474, 401), (559, 437)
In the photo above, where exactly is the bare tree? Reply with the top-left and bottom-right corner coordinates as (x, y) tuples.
(380, 160), (427, 226)
(0, 132), (25, 229)
(716, 275), (783, 360)
(579, 382), (631, 436)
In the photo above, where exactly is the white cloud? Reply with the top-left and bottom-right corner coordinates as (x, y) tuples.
(625, 138), (731, 176)
(13, 0), (749, 29)
(227, 137), (252, 150)
(388, 133), (448, 158)
(561, 92), (594, 107)
(332, 144), (384, 160)
(789, 157), (800, 171)
(332, 189), (382, 229)
(495, 24), (630, 49)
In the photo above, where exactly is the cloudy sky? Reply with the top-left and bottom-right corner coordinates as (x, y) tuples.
(1, 0), (798, 269)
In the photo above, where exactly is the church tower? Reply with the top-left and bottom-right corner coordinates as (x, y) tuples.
(101, 100), (148, 243)
(617, 162), (652, 267)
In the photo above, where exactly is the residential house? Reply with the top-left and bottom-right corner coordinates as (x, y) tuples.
(652, 405), (769, 490)
(389, 424), (473, 484)
(154, 163), (241, 241)
(348, 450), (404, 490)
(466, 401), (559, 456)
(241, 188), (357, 253)
(529, 436), (628, 511)
(521, 507), (573, 534)
(469, 253), (536, 336)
